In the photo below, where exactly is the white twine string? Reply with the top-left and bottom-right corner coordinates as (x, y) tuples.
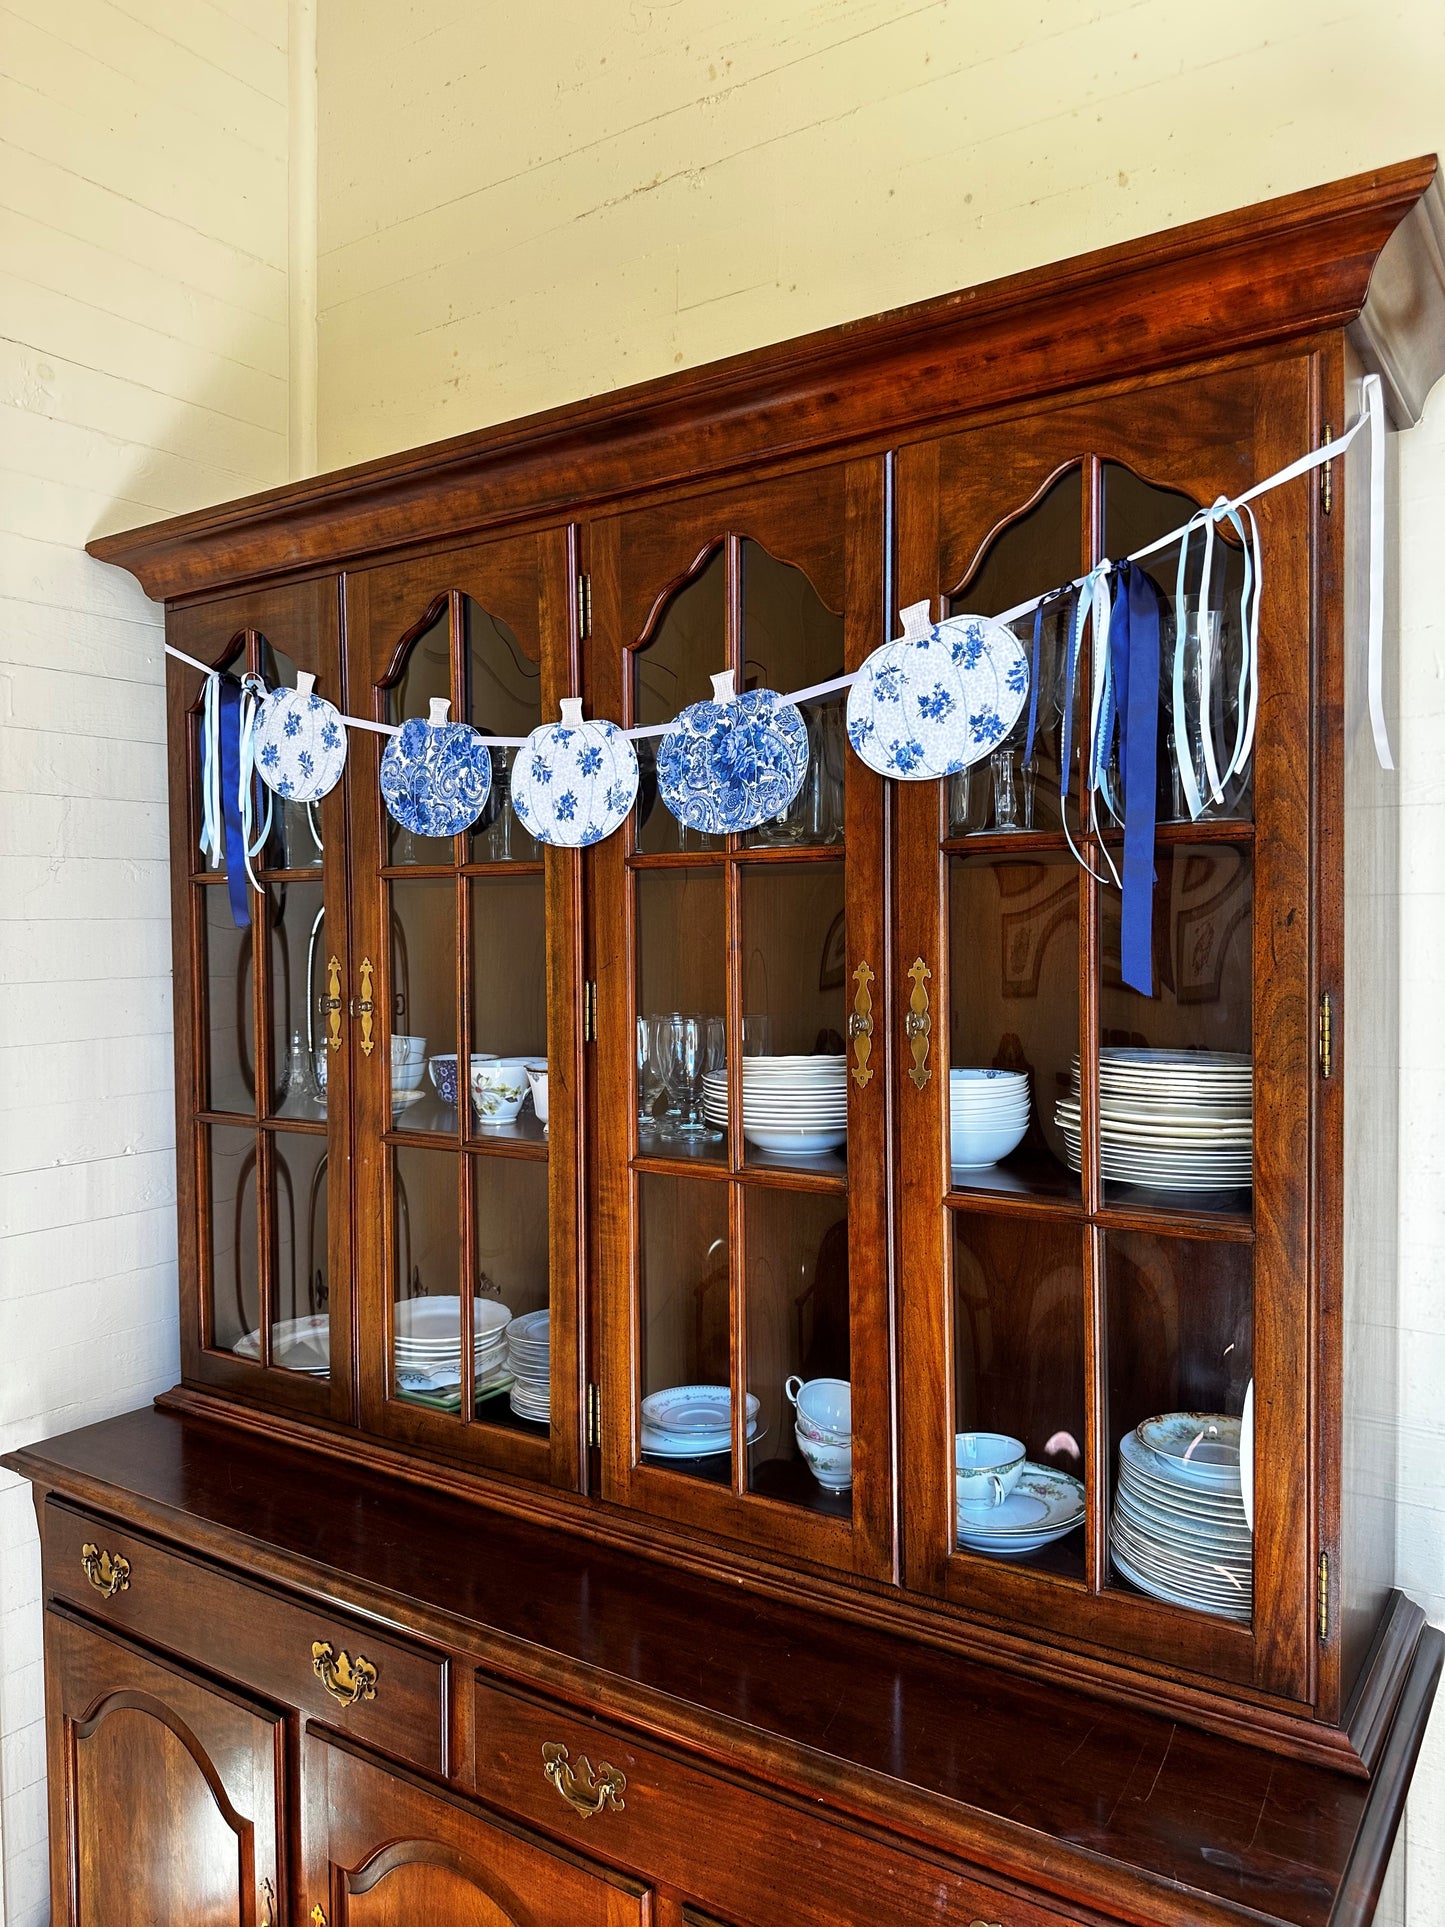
(165, 374), (1391, 771)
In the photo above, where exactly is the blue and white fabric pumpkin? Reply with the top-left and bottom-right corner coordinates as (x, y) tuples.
(846, 601), (1029, 780)
(253, 672), (348, 803)
(380, 697), (493, 836)
(511, 698), (639, 848)
(657, 670), (809, 835)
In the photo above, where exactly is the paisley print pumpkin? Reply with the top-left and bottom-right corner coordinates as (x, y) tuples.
(380, 697), (493, 836)
(846, 601), (1029, 780)
(657, 671), (809, 835)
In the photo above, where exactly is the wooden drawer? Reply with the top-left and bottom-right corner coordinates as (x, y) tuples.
(473, 1673), (1077, 1927)
(44, 1500), (447, 1777)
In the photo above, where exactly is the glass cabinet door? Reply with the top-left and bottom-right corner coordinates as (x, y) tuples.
(347, 532), (583, 1487)
(895, 357), (1315, 1699)
(589, 463), (893, 1578)
(166, 580), (352, 1421)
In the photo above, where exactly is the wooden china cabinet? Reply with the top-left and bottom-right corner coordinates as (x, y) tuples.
(9, 159), (1445, 1927)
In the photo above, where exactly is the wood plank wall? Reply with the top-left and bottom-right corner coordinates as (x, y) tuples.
(0, 4), (291, 1922)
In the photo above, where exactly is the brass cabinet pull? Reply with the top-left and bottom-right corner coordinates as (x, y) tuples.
(311, 1640), (376, 1707)
(848, 961), (875, 1088)
(80, 1543), (130, 1598)
(357, 957), (375, 1057)
(905, 957), (932, 1088)
(541, 1741), (626, 1819)
(310, 1908), (328, 1927)
(260, 1878), (276, 1926)
(324, 956), (343, 1052)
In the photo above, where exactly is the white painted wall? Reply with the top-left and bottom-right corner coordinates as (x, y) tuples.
(314, 3), (1445, 1918)
(0, 2), (291, 1920)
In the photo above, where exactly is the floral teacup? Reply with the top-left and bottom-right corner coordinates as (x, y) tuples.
(429, 1052), (497, 1109)
(785, 1375), (852, 1445)
(954, 1431), (1026, 1509)
(470, 1058), (530, 1126)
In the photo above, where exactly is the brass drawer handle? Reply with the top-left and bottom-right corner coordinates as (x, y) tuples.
(848, 961), (875, 1088)
(80, 1543), (130, 1598)
(542, 1741), (626, 1819)
(311, 1640), (377, 1707)
(357, 956), (375, 1057)
(905, 956), (932, 1088)
(324, 955), (343, 1052)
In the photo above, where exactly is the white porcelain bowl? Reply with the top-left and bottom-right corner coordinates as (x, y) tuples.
(391, 1033), (428, 1091)
(796, 1424), (853, 1491)
(950, 1115), (1029, 1168)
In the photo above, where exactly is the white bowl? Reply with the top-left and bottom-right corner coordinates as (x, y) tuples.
(391, 1033), (428, 1091)
(796, 1424), (853, 1491)
(950, 1114), (1029, 1168)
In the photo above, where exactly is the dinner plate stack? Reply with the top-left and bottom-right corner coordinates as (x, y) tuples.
(640, 1385), (764, 1458)
(1110, 1413), (1252, 1623)
(233, 1314), (330, 1375)
(392, 1295), (513, 1412)
(702, 1055), (848, 1156)
(507, 1309), (551, 1424)
(1056, 1048), (1253, 1191)
(955, 1464), (1085, 1557)
(950, 1068), (1030, 1168)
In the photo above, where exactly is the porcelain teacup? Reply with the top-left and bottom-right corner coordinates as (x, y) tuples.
(954, 1431), (1026, 1509)
(785, 1375), (852, 1445)
(795, 1423), (853, 1492)
(524, 1060), (549, 1127)
(470, 1057), (530, 1125)
(428, 1052), (498, 1109)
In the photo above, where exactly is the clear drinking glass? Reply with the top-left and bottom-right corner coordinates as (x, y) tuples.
(663, 1015), (708, 1138)
(702, 1016), (727, 1138)
(742, 1014), (772, 1056)
(648, 1013), (679, 1138)
(638, 1014), (665, 1136)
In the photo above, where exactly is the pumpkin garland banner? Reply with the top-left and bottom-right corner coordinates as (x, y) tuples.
(173, 375), (1389, 957)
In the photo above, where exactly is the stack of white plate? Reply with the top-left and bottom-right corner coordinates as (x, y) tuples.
(950, 1068), (1030, 1169)
(1110, 1413), (1252, 1622)
(702, 1055), (847, 1156)
(507, 1308), (551, 1423)
(640, 1385), (763, 1458)
(955, 1464), (1085, 1557)
(1056, 1049), (1252, 1191)
(233, 1314), (329, 1375)
(392, 1296), (513, 1406)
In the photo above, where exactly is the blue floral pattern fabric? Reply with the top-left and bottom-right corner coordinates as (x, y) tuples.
(656, 685), (809, 834)
(253, 679), (348, 803)
(846, 605), (1029, 780)
(511, 701), (639, 848)
(381, 716), (493, 835)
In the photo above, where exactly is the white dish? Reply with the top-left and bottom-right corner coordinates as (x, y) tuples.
(1241, 1379), (1255, 1533)
(953, 1464), (1084, 1546)
(640, 1420), (764, 1458)
(394, 1296), (512, 1345)
(1110, 1542), (1251, 1621)
(233, 1314), (330, 1373)
(1137, 1412), (1241, 1476)
(641, 1385), (760, 1435)
(742, 1124), (848, 1154)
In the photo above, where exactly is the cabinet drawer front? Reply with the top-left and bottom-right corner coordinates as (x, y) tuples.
(473, 1674), (1071, 1927)
(45, 1501), (447, 1776)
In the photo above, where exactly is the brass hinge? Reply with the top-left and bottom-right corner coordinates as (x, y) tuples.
(1319, 991), (1333, 1080)
(1318, 1549), (1331, 1643)
(576, 572), (592, 640)
(583, 979), (598, 1042)
(1321, 423), (1333, 516)
(586, 1382), (600, 1450)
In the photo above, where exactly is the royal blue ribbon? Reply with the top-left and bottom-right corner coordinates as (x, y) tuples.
(1115, 563), (1163, 996)
(216, 675), (251, 929)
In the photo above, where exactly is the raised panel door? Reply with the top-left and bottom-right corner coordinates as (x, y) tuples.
(302, 1732), (647, 1927)
(46, 1607), (282, 1927)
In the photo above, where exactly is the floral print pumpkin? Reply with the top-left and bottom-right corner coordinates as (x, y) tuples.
(511, 698), (639, 848)
(657, 671), (809, 835)
(253, 672), (348, 803)
(380, 697), (493, 836)
(846, 601), (1029, 780)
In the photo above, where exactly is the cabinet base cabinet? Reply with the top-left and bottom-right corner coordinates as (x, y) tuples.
(12, 1408), (1439, 1927)
(45, 1607), (283, 1927)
